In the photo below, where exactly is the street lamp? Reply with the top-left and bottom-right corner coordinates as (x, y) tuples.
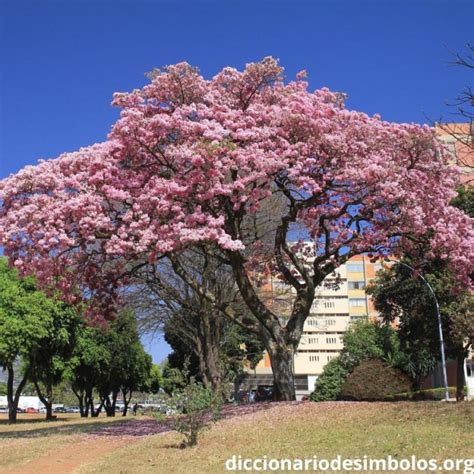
(387, 260), (450, 402)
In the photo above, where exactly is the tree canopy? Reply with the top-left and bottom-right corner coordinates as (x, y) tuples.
(0, 258), (75, 421)
(1, 58), (472, 399)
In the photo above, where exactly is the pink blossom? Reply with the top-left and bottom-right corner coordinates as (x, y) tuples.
(0, 57), (472, 318)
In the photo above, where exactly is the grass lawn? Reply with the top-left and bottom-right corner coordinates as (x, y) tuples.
(0, 402), (472, 473)
(0, 413), (133, 472)
(78, 401), (473, 474)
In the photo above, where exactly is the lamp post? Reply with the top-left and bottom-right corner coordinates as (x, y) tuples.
(388, 260), (450, 402)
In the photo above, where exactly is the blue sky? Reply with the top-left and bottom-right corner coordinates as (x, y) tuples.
(1, 0), (472, 362)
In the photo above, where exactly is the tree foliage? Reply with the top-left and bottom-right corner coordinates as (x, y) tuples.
(67, 309), (153, 417)
(0, 258), (74, 422)
(368, 257), (473, 400)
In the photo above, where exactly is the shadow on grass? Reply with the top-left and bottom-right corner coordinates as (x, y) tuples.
(0, 401), (290, 441)
(88, 402), (281, 439)
(0, 418), (135, 440)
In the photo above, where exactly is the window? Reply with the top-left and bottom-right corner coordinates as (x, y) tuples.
(347, 263), (364, 273)
(326, 319), (336, 326)
(309, 355), (320, 362)
(350, 315), (367, 322)
(348, 281), (365, 290)
(307, 318), (319, 326)
(327, 355), (336, 361)
(349, 298), (366, 307)
(308, 337), (319, 344)
(326, 337), (337, 344)
(323, 301), (335, 309)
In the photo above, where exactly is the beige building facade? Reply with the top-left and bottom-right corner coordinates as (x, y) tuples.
(251, 255), (383, 396)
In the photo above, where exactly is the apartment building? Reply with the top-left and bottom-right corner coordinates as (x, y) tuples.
(249, 255), (383, 397)
(435, 122), (473, 185)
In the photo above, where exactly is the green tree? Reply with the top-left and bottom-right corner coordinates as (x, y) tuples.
(29, 304), (79, 419)
(0, 381), (7, 396)
(368, 258), (473, 401)
(0, 258), (71, 423)
(143, 364), (162, 395)
(342, 319), (405, 367)
(310, 358), (350, 402)
(66, 309), (153, 417)
(97, 309), (153, 416)
(66, 324), (111, 417)
(161, 362), (187, 396)
(451, 186), (474, 218)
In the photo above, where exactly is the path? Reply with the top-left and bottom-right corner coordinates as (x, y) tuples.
(5, 419), (170, 474)
(7, 436), (137, 474)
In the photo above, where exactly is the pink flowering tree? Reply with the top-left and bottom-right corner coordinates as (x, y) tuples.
(1, 58), (472, 400)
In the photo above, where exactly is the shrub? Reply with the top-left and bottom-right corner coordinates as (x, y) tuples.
(340, 359), (412, 401)
(170, 378), (223, 447)
(310, 358), (351, 402)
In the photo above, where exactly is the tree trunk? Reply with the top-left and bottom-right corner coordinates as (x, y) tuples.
(86, 389), (101, 417)
(122, 389), (132, 416)
(103, 395), (114, 417)
(33, 380), (55, 420)
(102, 391), (118, 417)
(456, 351), (466, 402)
(72, 387), (87, 417)
(111, 390), (118, 415)
(200, 312), (223, 392)
(195, 334), (222, 392)
(7, 364), (29, 424)
(203, 348), (222, 392)
(6, 365), (17, 424)
(91, 400), (104, 417)
(227, 251), (312, 403)
(266, 342), (296, 401)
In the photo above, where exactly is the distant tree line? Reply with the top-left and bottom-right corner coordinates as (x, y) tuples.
(0, 258), (161, 423)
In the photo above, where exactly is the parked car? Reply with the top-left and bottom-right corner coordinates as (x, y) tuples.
(54, 406), (67, 413)
(69, 406), (81, 413)
(16, 407), (24, 413)
(25, 407), (38, 414)
(0, 406), (8, 413)
(255, 385), (273, 402)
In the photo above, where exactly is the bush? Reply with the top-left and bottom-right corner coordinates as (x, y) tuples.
(340, 359), (412, 401)
(170, 378), (223, 447)
(311, 321), (410, 402)
(310, 358), (351, 402)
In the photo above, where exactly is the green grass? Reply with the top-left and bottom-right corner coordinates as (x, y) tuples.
(0, 403), (471, 473)
(77, 401), (474, 474)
